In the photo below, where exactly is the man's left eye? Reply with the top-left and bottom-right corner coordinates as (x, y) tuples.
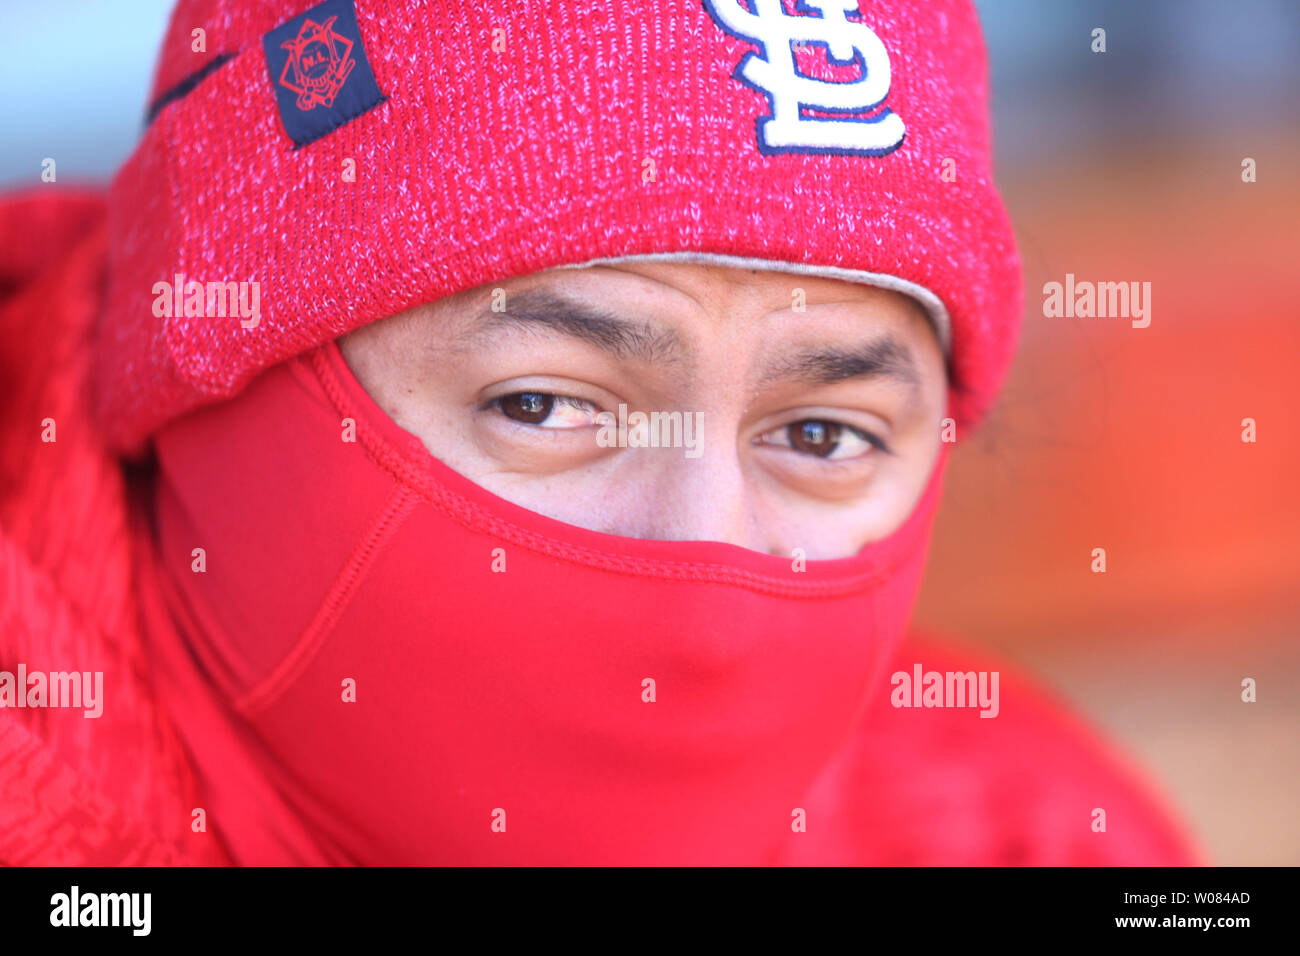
(756, 419), (883, 460)
(495, 392), (600, 428)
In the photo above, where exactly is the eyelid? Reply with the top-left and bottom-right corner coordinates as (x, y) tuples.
(754, 407), (894, 449)
(478, 375), (622, 410)
(555, 394), (599, 411)
(842, 423), (892, 455)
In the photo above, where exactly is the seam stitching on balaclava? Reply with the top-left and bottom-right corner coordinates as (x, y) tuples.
(309, 346), (929, 599)
(235, 484), (419, 715)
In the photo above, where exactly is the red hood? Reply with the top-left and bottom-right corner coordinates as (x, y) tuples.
(0, 189), (225, 864)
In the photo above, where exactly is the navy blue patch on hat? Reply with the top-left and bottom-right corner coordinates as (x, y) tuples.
(262, 0), (385, 149)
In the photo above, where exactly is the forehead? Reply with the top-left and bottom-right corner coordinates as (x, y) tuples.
(437, 263), (945, 396)
(509, 260), (938, 335)
(408, 260), (947, 385)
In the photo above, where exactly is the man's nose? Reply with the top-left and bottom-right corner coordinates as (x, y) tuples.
(636, 445), (773, 554)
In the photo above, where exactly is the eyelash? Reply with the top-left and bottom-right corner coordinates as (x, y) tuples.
(489, 390), (892, 459)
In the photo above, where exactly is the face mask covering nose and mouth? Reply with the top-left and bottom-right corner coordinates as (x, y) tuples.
(144, 339), (949, 865)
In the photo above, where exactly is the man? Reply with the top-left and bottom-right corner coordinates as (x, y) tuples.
(0, 0), (1199, 864)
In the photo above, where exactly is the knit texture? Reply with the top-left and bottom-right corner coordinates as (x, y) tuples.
(95, 0), (1021, 453)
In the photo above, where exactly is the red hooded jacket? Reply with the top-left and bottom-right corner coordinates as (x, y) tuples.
(0, 191), (1203, 866)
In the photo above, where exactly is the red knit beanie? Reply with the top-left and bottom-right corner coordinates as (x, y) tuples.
(95, 0), (1021, 453)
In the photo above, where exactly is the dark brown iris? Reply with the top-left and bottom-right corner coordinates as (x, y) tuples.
(788, 420), (842, 457)
(499, 392), (554, 424)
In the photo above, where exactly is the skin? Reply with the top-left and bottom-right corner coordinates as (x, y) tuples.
(339, 262), (946, 560)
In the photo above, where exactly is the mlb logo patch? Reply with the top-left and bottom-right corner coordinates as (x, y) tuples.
(262, 0), (385, 148)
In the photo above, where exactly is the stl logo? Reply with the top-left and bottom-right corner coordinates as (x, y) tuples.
(704, 0), (906, 156)
(278, 15), (356, 111)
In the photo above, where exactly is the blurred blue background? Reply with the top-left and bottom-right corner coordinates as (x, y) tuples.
(1, 0), (1296, 185)
(0, 1), (173, 186)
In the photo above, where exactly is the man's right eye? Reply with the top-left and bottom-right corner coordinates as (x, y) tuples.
(494, 392), (600, 428)
(498, 391), (554, 424)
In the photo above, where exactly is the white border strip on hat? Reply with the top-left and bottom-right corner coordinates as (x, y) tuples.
(553, 252), (952, 358)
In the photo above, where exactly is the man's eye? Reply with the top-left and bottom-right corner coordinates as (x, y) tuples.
(757, 419), (884, 460)
(495, 392), (599, 428)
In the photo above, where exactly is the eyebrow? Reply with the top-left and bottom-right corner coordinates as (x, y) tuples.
(465, 287), (919, 390)
(760, 337), (921, 390)
(467, 289), (683, 364)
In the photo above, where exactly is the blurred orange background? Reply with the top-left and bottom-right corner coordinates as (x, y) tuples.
(916, 1), (1300, 864)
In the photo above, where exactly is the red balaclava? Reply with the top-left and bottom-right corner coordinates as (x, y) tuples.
(99, 0), (1021, 863)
